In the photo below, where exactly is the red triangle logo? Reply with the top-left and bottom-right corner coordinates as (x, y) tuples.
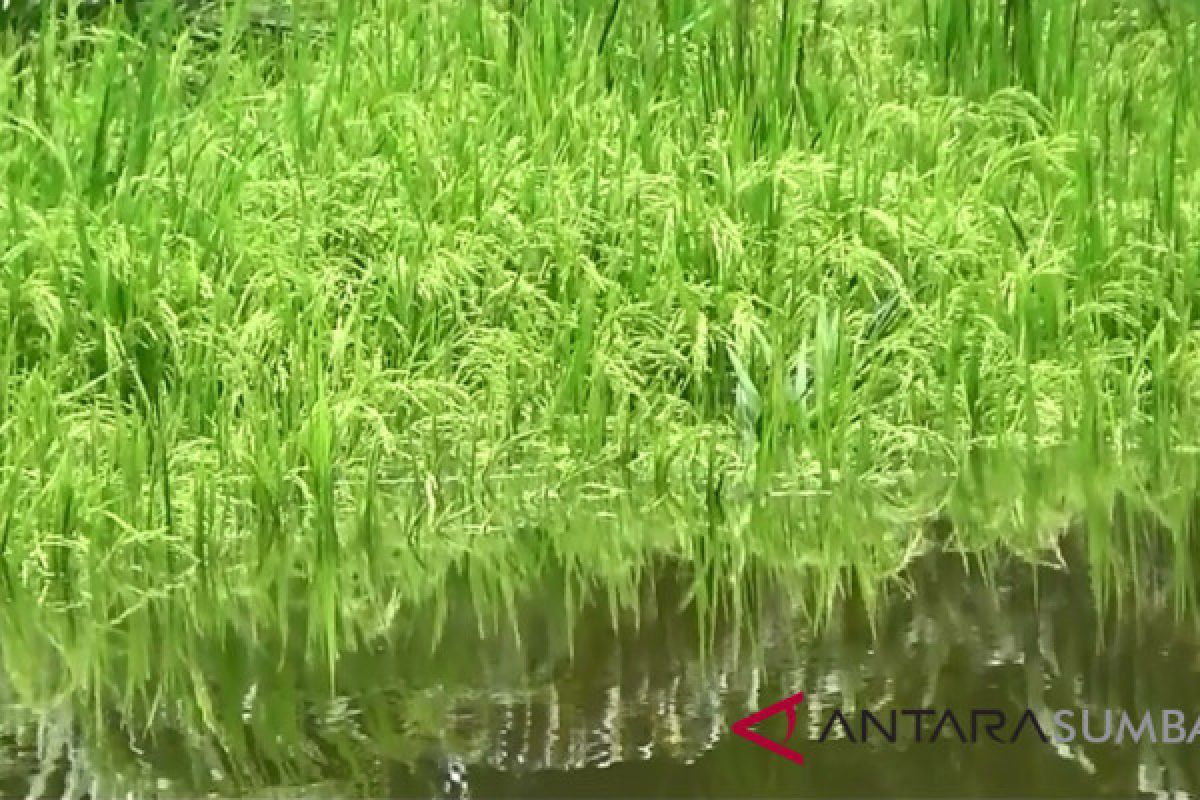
(730, 691), (806, 765)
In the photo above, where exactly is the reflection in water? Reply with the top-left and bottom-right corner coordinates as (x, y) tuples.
(3, 535), (1200, 798)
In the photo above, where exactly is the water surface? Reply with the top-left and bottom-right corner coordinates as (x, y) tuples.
(3, 535), (1200, 799)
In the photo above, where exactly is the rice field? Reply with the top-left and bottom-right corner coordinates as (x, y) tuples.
(2, 0), (1200, 792)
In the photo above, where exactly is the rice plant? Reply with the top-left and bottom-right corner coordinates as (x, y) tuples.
(0, 0), (1199, 782)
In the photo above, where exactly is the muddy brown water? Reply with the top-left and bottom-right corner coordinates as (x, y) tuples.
(3, 537), (1200, 799)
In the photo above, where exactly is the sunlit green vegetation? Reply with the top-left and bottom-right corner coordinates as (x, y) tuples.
(2, 0), (1200, 772)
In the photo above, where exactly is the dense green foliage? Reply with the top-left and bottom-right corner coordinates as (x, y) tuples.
(1, 0), (1199, 718)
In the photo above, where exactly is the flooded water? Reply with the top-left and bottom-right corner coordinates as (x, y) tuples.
(3, 534), (1200, 799)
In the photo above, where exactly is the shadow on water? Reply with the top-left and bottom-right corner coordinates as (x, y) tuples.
(3, 530), (1200, 799)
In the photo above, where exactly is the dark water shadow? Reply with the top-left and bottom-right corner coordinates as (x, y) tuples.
(3, 531), (1200, 799)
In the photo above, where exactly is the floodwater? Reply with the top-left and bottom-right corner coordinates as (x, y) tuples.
(3, 535), (1200, 799)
